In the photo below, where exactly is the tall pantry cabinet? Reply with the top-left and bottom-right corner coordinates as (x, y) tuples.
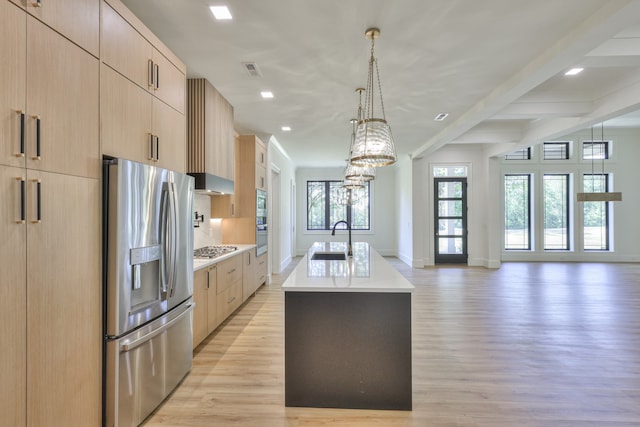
(0, 0), (101, 426)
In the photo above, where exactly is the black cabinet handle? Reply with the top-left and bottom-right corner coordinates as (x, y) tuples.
(33, 115), (41, 160)
(148, 133), (154, 160)
(148, 59), (154, 88)
(17, 177), (26, 224)
(154, 63), (160, 90)
(17, 111), (25, 157)
(155, 135), (159, 161)
(32, 179), (41, 223)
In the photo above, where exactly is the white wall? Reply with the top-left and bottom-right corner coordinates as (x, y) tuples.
(268, 137), (296, 273)
(295, 166), (397, 256)
(395, 155), (413, 266)
(500, 127), (640, 262)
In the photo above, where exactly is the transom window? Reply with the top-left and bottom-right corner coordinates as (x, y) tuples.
(504, 147), (531, 161)
(582, 141), (609, 160)
(307, 180), (370, 230)
(543, 142), (570, 160)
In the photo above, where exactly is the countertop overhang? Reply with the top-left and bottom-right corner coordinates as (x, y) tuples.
(282, 242), (414, 293)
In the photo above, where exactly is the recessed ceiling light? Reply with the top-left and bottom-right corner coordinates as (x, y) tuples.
(261, 91), (274, 99)
(565, 67), (584, 76)
(281, 126), (291, 131)
(209, 6), (232, 20)
(434, 112), (449, 121)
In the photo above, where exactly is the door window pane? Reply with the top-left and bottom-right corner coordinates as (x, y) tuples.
(438, 219), (463, 236)
(543, 174), (569, 250)
(504, 174), (531, 250)
(438, 181), (462, 198)
(438, 200), (462, 217)
(438, 237), (464, 254)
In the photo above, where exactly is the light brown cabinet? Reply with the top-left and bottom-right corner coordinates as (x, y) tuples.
(213, 135), (267, 220)
(25, 170), (101, 427)
(0, 165), (27, 427)
(0, 0), (26, 170)
(0, 166), (101, 427)
(1, 6), (99, 179)
(100, 0), (186, 172)
(25, 16), (100, 179)
(192, 252), (244, 348)
(1, 3), (101, 425)
(242, 251), (267, 300)
(193, 265), (217, 349)
(25, 0), (100, 57)
(216, 254), (243, 325)
(187, 78), (235, 181)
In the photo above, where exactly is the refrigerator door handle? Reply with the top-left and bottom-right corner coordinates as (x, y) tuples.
(120, 303), (194, 352)
(167, 181), (178, 298)
(160, 183), (171, 296)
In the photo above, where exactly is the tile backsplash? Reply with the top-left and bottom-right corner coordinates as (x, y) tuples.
(193, 194), (222, 249)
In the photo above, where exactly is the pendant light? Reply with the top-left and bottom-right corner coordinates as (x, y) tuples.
(345, 88), (375, 181)
(350, 27), (397, 167)
(576, 122), (622, 202)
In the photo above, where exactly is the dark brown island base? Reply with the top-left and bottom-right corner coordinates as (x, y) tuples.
(283, 242), (414, 410)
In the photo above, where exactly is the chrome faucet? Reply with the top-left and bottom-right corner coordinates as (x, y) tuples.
(331, 220), (352, 257)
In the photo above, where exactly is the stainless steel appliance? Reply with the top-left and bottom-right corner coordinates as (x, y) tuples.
(256, 189), (267, 256)
(103, 158), (195, 427)
(194, 245), (238, 259)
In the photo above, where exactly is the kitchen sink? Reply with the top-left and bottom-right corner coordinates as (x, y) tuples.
(310, 251), (347, 261)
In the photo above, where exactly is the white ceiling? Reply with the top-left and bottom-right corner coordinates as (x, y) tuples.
(121, 0), (640, 167)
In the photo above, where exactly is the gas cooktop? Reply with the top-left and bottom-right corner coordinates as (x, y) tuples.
(193, 245), (238, 259)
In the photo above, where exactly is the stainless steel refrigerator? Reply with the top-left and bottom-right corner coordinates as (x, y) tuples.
(103, 158), (194, 427)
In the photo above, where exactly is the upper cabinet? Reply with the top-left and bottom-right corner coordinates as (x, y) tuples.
(25, 0), (100, 57)
(1, 2), (99, 179)
(215, 135), (267, 221)
(100, 0), (186, 172)
(187, 78), (235, 181)
(0, 1), (26, 169)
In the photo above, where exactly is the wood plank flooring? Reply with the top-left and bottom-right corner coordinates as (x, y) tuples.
(143, 259), (640, 426)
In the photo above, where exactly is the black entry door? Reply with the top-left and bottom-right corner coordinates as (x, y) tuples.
(434, 178), (468, 264)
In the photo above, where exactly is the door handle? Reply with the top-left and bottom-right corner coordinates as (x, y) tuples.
(148, 59), (154, 89)
(17, 177), (26, 224)
(33, 115), (41, 160)
(154, 63), (160, 90)
(32, 178), (41, 223)
(17, 111), (25, 158)
(120, 303), (194, 352)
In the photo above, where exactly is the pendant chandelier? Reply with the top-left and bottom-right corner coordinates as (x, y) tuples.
(345, 88), (375, 181)
(576, 122), (622, 202)
(350, 27), (397, 167)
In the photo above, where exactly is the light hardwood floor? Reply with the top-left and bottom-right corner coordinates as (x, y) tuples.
(143, 259), (640, 426)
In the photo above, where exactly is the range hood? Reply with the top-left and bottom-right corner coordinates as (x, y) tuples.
(188, 173), (234, 195)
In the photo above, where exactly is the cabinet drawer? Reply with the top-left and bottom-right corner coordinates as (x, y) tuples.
(216, 281), (242, 326)
(216, 254), (242, 293)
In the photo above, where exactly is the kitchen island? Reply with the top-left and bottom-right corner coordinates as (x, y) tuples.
(282, 242), (414, 410)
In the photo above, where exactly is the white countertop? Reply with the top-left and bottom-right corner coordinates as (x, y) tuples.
(282, 242), (414, 293)
(193, 244), (256, 271)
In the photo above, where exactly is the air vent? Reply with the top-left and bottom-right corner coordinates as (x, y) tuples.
(242, 62), (262, 77)
(434, 112), (449, 121)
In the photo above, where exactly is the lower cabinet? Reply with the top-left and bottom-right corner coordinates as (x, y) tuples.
(215, 255), (243, 326)
(192, 265), (216, 349)
(0, 166), (101, 426)
(192, 253), (243, 349)
(243, 251), (268, 300)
